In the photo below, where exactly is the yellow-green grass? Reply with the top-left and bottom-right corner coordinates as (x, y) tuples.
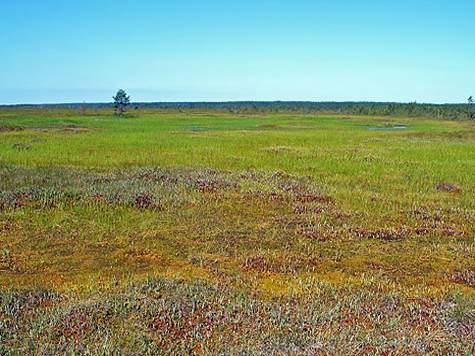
(1, 107), (474, 353)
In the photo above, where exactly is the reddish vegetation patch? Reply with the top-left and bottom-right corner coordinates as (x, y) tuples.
(292, 204), (324, 214)
(292, 121), (314, 124)
(56, 311), (91, 341)
(48, 307), (101, 343)
(249, 190), (288, 202)
(3, 291), (59, 314)
(299, 227), (336, 241)
(127, 248), (162, 262)
(446, 267), (475, 288)
(89, 194), (110, 205)
(414, 228), (431, 236)
(242, 256), (283, 273)
(272, 171), (292, 179)
(132, 192), (158, 209)
(257, 124), (279, 128)
(435, 182), (462, 193)
(339, 306), (376, 329)
(0, 194), (26, 211)
(194, 179), (223, 193)
(0, 220), (19, 232)
(296, 194), (334, 203)
(441, 228), (465, 238)
(412, 209), (443, 222)
(148, 308), (217, 353)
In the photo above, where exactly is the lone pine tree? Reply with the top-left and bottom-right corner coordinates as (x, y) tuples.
(113, 89), (131, 116)
(468, 96), (474, 120)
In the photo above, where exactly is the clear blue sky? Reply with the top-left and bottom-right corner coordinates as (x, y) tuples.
(1, 0), (474, 104)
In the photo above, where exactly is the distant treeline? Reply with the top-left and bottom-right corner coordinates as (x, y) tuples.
(1, 101), (473, 120)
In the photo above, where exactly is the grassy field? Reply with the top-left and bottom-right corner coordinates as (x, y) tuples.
(1, 107), (475, 354)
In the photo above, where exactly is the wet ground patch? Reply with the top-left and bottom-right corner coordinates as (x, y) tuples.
(10, 143), (34, 151)
(0, 124), (23, 132)
(22, 124), (94, 133)
(256, 124), (314, 129)
(363, 124), (411, 130)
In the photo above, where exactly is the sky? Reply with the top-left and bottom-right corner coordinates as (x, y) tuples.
(1, 0), (474, 104)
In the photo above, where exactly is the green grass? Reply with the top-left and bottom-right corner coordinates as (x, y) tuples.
(1, 107), (474, 353)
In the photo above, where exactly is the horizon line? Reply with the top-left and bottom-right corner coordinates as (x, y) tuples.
(0, 100), (468, 107)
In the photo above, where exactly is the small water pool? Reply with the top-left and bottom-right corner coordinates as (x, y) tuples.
(364, 125), (411, 130)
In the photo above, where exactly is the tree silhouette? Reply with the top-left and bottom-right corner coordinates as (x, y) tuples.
(468, 96), (474, 120)
(113, 89), (130, 116)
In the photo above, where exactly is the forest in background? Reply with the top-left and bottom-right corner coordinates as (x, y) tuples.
(2, 100), (474, 120)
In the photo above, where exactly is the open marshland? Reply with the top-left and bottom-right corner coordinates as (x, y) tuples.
(1, 107), (474, 354)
